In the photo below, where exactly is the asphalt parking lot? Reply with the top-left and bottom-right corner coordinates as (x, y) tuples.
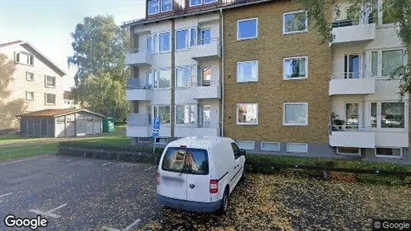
(0, 155), (159, 231)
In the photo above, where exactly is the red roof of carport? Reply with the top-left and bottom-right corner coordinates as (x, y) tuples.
(17, 109), (77, 117)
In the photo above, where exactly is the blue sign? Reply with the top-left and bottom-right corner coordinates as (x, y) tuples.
(152, 117), (161, 137)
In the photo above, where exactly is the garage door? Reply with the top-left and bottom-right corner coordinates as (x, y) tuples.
(66, 121), (75, 137)
(56, 118), (65, 137)
(94, 119), (102, 134)
(76, 119), (86, 136)
(86, 119), (94, 135)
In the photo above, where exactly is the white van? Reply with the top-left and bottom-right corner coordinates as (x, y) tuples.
(156, 136), (246, 214)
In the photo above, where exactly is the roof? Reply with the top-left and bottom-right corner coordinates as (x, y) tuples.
(16, 109), (105, 118)
(168, 136), (234, 149)
(0, 40), (66, 76)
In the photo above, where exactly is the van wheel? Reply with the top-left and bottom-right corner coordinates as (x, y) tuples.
(217, 188), (229, 215)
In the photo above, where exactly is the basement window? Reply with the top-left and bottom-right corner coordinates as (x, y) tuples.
(237, 141), (255, 150)
(337, 147), (361, 155)
(375, 147), (402, 158)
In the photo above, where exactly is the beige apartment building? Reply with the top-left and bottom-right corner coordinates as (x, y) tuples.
(0, 40), (66, 130)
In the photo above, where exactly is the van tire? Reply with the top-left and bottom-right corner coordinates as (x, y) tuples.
(217, 188), (229, 215)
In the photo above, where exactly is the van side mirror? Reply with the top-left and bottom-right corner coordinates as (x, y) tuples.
(240, 149), (246, 156)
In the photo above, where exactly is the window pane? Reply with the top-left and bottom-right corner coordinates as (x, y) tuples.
(284, 104), (307, 125)
(381, 102), (404, 128)
(176, 67), (192, 87)
(161, 0), (172, 11)
(190, 0), (202, 6)
(261, 142), (280, 151)
(237, 104), (258, 124)
(371, 51), (378, 77)
(204, 0), (217, 3)
(176, 105), (195, 124)
(147, 37), (152, 53)
(371, 102), (377, 128)
(202, 105), (211, 124)
(376, 148), (401, 156)
(237, 61), (258, 82)
(148, 0), (159, 14)
(200, 29), (211, 45)
(284, 12), (307, 33)
(382, 50), (403, 77)
(156, 106), (170, 124)
(190, 28), (197, 46)
(284, 57), (307, 78)
(338, 147), (360, 154)
(157, 69), (171, 88)
(176, 30), (188, 49)
(345, 103), (359, 127)
(159, 32), (170, 52)
(201, 67), (211, 86)
(161, 147), (209, 175)
(46, 94), (55, 104)
(238, 19), (257, 39)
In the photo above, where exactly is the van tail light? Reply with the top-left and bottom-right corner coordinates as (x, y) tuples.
(156, 172), (160, 185)
(210, 179), (218, 194)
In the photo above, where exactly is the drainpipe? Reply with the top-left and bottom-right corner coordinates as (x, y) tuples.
(220, 8), (225, 137)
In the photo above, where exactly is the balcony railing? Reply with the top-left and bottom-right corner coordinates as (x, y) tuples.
(126, 49), (152, 66)
(331, 16), (376, 28)
(329, 72), (376, 95)
(128, 113), (151, 127)
(190, 38), (221, 59)
(330, 125), (373, 132)
(127, 78), (153, 90)
(329, 72), (373, 80)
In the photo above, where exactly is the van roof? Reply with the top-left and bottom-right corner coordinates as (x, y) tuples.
(167, 136), (234, 149)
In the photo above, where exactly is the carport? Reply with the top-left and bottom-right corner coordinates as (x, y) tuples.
(17, 109), (105, 138)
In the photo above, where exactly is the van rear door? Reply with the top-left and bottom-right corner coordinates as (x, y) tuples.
(185, 149), (211, 203)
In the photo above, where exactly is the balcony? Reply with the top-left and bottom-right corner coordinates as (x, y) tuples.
(126, 78), (152, 101)
(329, 125), (375, 148)
(192, 81), (221, 99)
(126, 49), (152, 66)
(191, 38), (221, 60)
(329, 72), (376, 96)
(126, 113), (151, 137)
(174, 123), (220, 137)
(331, 19), (376, 45)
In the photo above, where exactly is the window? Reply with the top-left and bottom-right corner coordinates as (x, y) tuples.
(176, 29), (189, 50)
(176, 66), (196, 88)
(148, 0), (159, 15)
(237, 18), (258, 40)
(283, 11), (308, 34)
(237, 60), (258, 82)
(286, 143), (308, 153)
(45, 75), (56, 87)
(26, 92), (34, 101)
(161, 0), (172, 12)
(45, 94), (56, 105)
(261, 142), (280, 152)
(283, 103), (308, 126)
(237, 141), (255, 150)
(15, 52), (34, 65)
(371, 51), (378, 77)
(158, 32), (171, 52)
(198, 105), (211, 127)
(236, 103), (258, 125)
(199, 29), (211, 45)
(381, 102), (404, 128)
(176, 105), (196, 124)
(345, 103), (359, 128)
(382, 50), (404, 77)
(344, 54), (360, 79)
(376, 147), (402, 158)
(161, 147), (209, 175)
(283, 56), (308, 79)
(190, 0), (202, 6)
(150, 69), (171, 88)
(155, 137), (168, 144)
(204, 0), (217, 4)
(231, 143), (242, 159)
(26, 72), (34, 81)
(201, 67), (211, 86)
(371, 102), (377, 128)
(337, 147), (361, 155)
(153, 105), (171, 124)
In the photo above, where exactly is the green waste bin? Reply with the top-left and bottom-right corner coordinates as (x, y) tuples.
(103, 117), (115, 133)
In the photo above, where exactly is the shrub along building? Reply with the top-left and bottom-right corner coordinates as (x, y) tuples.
(122, 0), (410, 163)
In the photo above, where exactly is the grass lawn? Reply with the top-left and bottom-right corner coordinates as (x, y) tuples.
(0, 143), (58, 161)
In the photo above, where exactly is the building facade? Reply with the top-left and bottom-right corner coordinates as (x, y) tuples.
(123, 0), (409, 163)
(0, 41), (66, 130)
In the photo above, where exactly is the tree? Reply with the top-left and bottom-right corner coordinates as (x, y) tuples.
(293, 0), (411, 96)
(68, 15), (130, 122)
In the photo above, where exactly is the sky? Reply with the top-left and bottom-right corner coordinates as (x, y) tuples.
(0, 0), (145, 90)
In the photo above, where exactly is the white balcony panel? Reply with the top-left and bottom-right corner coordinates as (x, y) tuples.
(192, 84), (221, 99)
(331, 23), (376, 45)
(126, 51), (152, 66)
(329, 131), (375, 148)
(329, 77), (375, 95)
(191, 40), (221, 60)
(126, 89), (152, 101)
(127, 126), (151, 137)
(375, 131), (408, 147)
(174, 126), (220, 137)
(151, 89), (171, 105)
(175, 88), (197, 105)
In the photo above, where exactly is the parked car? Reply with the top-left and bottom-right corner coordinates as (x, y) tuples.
(156, 136), (246, 215)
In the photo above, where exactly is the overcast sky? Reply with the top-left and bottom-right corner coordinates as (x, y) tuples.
(0, 0), (145, 90)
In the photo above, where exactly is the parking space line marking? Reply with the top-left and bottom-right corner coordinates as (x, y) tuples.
(102, 227), (121, 231)
(0, 192), (12, 198)
(0, 157), (40, 166)
(48, 203), (68, 213)
(29, 203), (68, 219)
(144, 166), (156, 171)
(102, 162), (111, 166)
(66, 159), (72, 162)
(124, 219), (141, 231)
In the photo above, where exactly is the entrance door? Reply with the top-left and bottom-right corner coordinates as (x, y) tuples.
(346, 103), (359, 129)
(344, 55), (360, 79)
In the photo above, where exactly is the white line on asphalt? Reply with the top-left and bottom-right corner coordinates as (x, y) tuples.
(0, 192), (12, 198)
(48, 203), (68, 213)
(0, 157), (40, 166)
(124, 219), (141, 231)
(29, 203), (68, 219)
(102, 162), (112, 166)
(144, 166), (156, 171)
(66, 159), (72, 162)
(102, 227), (121, 231)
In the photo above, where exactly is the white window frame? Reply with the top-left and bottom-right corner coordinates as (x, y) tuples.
(161, 0), (173, 12)
(153, 105), (171, 125)
(189, 0), (202, 6)
(283, 56), (308, 80)
(236, 103), (258, 125)
(286, 143), (308, 153)
(204, 0), (217, 4)
(26, 91), (34, 101)
(237, 18), (258, 41)
(283, 102), (308, 126)
(237, 60), (259, 83)
(175, 104), (196, 125)
(261, 142), (280, 152)
(153, 31), (171, 53)
(45, 93), (56, 105)
(283, 10), (308, 35)
(375, 147), (403, 159)
(152, 68), (171, 89)
(175, 28), (196, 51)
(336, 147), (361, 156)
(237, 140), (255, 150)
(26, 72), (34, 82)
(367, 48), (407, 79)
(45, 75), (56, 88)
(148, 0), (160, 15)
(15, 51), (34, 65)
(175, 66), (197, 88)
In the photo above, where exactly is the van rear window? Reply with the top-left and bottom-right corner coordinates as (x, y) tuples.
(161, 147), (209, 175)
